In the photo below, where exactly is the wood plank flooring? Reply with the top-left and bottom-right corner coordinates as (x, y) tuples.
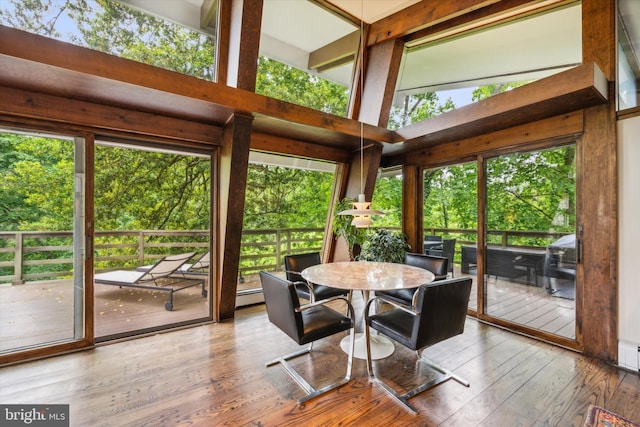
(1, 294), (639, 426)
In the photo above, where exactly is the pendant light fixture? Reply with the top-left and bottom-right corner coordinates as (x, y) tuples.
(337, 2), (384, 228)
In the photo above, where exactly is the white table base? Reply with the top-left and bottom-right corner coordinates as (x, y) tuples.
(340, 332), (395, 360)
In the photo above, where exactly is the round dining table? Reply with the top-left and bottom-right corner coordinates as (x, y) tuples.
(301, 261), (435, 360)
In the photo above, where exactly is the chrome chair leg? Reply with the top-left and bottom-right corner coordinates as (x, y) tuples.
(266, 327), (355, 405)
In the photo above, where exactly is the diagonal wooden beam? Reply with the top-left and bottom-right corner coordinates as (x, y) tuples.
(367, 0), (500, 45)
(308, 30), (359, 72)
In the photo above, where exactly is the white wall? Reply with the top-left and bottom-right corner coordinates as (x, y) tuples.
(617, 117), (640, 369)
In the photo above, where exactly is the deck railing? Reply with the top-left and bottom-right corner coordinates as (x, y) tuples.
(0, 227), (570, 285)
(0, 228), (324, 285)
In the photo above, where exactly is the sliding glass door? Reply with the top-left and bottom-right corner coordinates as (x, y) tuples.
(423, 161), (478, 311)
(93, 141), (211, 340)
(484, 145), (577, 339)
(0, 129), (86, 354)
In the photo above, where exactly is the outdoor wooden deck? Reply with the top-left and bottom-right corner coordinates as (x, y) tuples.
(1, 265), (575, 354)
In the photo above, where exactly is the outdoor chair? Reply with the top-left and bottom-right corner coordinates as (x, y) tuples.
(137, 251), (210, 274)
(259, 271), (355, 405)
(364, 277), (473, 413)
(184, 250), (210, 271)
(95, 252), (207, 311)
(284, 252), (351, 303)
(375, 252), (449, 306)
(429, 238), (457, 277)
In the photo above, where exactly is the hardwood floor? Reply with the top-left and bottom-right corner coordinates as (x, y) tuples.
(1, 295), (639, 426)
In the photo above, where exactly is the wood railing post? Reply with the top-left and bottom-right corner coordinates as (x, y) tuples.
(275, 229), (282, 271)
(138, 231), (145, 265)
(13, 232), (24, 285)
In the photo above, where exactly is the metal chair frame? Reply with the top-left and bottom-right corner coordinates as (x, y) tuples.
(261, 272), (356, 405)
(364, 278), (472, 414)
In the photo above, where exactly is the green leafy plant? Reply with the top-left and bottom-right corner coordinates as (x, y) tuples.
(358, 228), (410, 263)
(332, 197), (366, 261)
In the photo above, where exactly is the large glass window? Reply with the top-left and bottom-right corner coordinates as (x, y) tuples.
(391, 3), (582, 129)
(237, 152), (335, 306)
(257, 0), (356, 116)
(0, 0), (216, 81)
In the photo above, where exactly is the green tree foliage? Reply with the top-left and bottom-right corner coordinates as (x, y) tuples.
(472, 82), (529, 102)
(0, 0), (80, 37)
(388, 93), (455, 130)
(371, 175), (402, 227)
(71, 0), (215, 80)
(486, 147), (576, 235)
(0, 0), (215, 80)
(94, 146), (210, 231)
(0, 134), (74, 231)
(423, 146), (576, 244)
(424, 163), (478, 232)
(256, 56), (349, 116)
(243, 164), (333, 229)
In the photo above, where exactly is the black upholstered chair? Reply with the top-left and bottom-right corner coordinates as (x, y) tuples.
(364, 276), (473, 413)
(259, 271), (355, 405)
(284, 252), (350, 302)
(375, 252), (449, 306)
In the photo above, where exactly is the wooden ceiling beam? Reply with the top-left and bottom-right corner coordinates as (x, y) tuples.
(250, 132), (350, 164)
(0, 26), (396, 148)
(0, 87), (221, 145)
(308, 30), (359, 72)
(367, 0), (500, 46)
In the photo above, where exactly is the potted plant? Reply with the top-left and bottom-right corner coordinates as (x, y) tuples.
(358, 228), (410, 263)
(332, 197), (366, 261)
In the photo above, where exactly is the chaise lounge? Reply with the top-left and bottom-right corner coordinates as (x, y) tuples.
(94, 252), (207, 311)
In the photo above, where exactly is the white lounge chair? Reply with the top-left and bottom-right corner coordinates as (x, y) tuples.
(95, 252), (207, 311)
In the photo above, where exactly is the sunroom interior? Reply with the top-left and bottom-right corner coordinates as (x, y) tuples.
(0, 0), (638, 382)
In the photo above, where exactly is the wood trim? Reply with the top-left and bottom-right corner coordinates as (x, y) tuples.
(0, 27), (396, 146)
(617, 105), (640, 120)
(215, 0), (232, 84)
(308, 30), (359, 71)
(480, 314), (582, 351)
(0, 340), (95, 366)
(404, 0), (574, 48)
(325, 162), (349, 263)
(210, 146), (220, 322)
(477, 154), (487, 318)
(84, 133), (95, 343)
